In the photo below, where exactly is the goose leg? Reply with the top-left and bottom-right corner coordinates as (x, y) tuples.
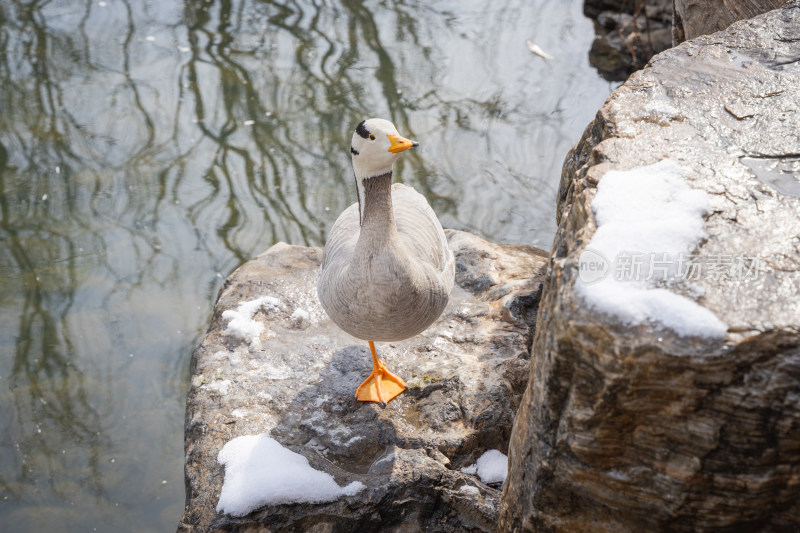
(355, 341), (406, 406)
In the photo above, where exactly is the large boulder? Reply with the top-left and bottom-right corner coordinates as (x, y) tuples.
(179, 230), (547, 531)
(501, 5), (800, 533)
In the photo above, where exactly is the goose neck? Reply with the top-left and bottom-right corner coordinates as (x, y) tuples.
(357, 171), (396, 239)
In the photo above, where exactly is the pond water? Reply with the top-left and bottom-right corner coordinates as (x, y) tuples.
(0, 0), (614, 530)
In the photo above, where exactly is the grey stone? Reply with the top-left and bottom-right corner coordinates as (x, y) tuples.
(673, 0), (791, 44)
(179, 230), (547, 532)
(502, 5), (800, 532)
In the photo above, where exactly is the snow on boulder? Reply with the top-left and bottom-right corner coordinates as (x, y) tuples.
(216, 434), (364, 516)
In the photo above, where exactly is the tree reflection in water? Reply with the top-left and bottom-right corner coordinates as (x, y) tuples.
(0, 0), (611, 529)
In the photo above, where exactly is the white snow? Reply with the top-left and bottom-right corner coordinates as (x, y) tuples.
(290, 308), (311, 330)
(216, 434), (365, 517)
(576, 160), (727, 338)
(222, 296), (281, 348)
(460, 449), (508, 485)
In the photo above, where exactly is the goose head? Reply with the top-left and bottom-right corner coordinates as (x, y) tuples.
(350, 118), (418, 224)
(351, 118), (418, 180)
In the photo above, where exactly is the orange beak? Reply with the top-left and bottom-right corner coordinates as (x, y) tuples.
(387, 134), (419, 153)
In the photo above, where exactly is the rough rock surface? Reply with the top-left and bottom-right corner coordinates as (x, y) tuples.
(178, 230), (547, 532)
(585, 0), (674, 81)
(673, 0), (791, 43)
(501, 5), (800, 533)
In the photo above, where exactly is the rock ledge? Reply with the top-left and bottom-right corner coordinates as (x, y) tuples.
(179, 230), (547, 532)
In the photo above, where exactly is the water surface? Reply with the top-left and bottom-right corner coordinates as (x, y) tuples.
(0, 0), (613, 530)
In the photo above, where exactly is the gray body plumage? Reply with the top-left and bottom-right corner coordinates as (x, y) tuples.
(317, 172), (455, 342)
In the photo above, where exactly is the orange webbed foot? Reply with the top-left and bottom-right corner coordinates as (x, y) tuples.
(355, 341), (406, 406)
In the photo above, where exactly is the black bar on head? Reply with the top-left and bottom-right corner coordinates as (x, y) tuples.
(355, 120), (370, 139)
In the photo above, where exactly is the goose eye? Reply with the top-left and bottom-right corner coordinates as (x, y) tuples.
(369, 134), (375, 140)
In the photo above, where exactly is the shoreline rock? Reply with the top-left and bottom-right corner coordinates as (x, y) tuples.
(501, 5), (800, 531)
(178, 230), (547, 532)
